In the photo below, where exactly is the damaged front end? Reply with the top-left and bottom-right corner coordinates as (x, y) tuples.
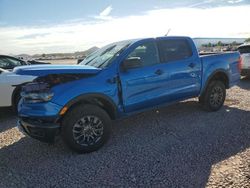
(21, 73), (90, 104)
(18, 73), (91, 143)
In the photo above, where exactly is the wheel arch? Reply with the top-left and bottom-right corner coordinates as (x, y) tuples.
(60, 93), (118, 120)
(201, 70), (229, 96)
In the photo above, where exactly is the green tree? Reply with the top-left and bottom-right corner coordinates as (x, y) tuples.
(217, 41), (223, 47)
(207, 42), (212, 47)
(245, 38), (250, 43)
(232, 41), (237, 46)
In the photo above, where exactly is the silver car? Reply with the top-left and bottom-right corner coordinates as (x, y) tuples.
(238, 43), (250, 77)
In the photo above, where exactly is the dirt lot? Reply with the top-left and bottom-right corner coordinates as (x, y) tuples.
(0, 78), (249, 187)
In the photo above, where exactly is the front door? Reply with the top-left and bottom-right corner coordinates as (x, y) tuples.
(119, 40), (168, 112)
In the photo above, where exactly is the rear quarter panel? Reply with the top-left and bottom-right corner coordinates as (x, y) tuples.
(200, 52), (240, 93)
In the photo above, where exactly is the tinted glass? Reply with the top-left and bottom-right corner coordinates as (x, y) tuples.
(158, 39), (193, 63)
(80, 40), (133, 68)
(126, 41), (159, 67)
(238, 46), (250, 54)
(0, 57), (22, 69)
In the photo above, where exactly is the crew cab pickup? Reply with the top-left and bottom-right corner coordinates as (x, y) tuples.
(16, 36), (241, 153)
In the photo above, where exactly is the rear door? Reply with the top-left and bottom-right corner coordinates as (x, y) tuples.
(156, 38), (202, 101)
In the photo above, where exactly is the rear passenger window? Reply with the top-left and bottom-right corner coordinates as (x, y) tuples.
(158, 39), (193, 63)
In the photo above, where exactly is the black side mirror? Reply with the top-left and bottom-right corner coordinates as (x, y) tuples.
(77, 58), (85, 64)
(121, 57), (142, 71)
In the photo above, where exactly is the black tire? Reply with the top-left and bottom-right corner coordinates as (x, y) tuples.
(12, 92), (21, 114)
(200, 80), (226, 112)
(61, 104), (112, 153)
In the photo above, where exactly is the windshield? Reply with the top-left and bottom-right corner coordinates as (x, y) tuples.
(238, 46), (250, 54)
(80, 40), (133, 68)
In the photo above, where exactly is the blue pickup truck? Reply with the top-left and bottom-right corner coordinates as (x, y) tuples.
(16, 36), (241, 153)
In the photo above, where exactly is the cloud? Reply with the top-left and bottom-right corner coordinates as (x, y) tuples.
(228, 0), (244, 4)
(94, 5), (113, 20)
(189, 0), (215, 8)
(100, 5), (113, 17)
(17, 33), (50, 39)
(1, 5), (250, 55)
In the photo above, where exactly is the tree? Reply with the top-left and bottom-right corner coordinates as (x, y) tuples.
(232, 41), (237, 46)
(207, 42), (212, 47)
(217, 41), (223, 47)
(245, 38), (250, 43)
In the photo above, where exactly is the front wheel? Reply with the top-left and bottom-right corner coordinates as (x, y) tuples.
(61, 104), (112, 153)
(12, 92), (21, 114)
(200, 81), (226, 112)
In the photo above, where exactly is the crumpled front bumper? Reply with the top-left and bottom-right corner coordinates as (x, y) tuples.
(17, 117), (60, 143)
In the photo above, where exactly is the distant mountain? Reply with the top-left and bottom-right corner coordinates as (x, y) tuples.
(23, 46), (100, 60)
(73, 46), (99, 57)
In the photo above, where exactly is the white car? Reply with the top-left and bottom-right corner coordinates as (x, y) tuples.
(0, 68), (36, 111)
(238, 43), (250, 77)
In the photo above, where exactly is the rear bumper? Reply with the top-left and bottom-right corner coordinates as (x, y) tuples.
(17, 117), (60, 143)
(241, 69), (250, 76)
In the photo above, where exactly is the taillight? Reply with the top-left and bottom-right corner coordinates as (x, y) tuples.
(238, 56), (242, 72)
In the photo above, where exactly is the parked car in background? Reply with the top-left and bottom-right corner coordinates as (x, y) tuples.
(0, 55), (49, 112)
(17, 36), (241, 153)
(0, 55), (50, 71)
(238, 43), (250, 76)
(0, 68), (36, 112)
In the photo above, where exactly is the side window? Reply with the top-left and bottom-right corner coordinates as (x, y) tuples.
(0, 58), (12, 69)
(126, 41), (159, 67)
(6, 57), (22, 66)
(158, 39), (193, 63)
(0, 57), (22, 69)
(0, 58), (5, 68)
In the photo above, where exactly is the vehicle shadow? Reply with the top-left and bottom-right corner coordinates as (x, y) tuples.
(238, 76), (250, 90)
(0, 101), (249, 187)
(0, 107), (16, 133)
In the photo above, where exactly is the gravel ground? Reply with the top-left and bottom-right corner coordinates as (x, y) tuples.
(0, 78), (249, 187)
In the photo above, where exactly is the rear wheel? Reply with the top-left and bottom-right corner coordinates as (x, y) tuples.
(200, 81), (226, 112)
(61, 104), (112, 153)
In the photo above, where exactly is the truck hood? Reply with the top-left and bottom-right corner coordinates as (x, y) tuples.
(13, 64), (101, 76)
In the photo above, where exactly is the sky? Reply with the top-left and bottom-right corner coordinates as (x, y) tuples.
(0, 0), (250, 55)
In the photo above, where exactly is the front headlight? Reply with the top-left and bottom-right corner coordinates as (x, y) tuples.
(21, 92), (54, 103)
(21, 82), (54, 103)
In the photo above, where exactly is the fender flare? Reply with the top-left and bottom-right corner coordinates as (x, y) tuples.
(62, 93), (118, 119)
(201, 69), (229, 96)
